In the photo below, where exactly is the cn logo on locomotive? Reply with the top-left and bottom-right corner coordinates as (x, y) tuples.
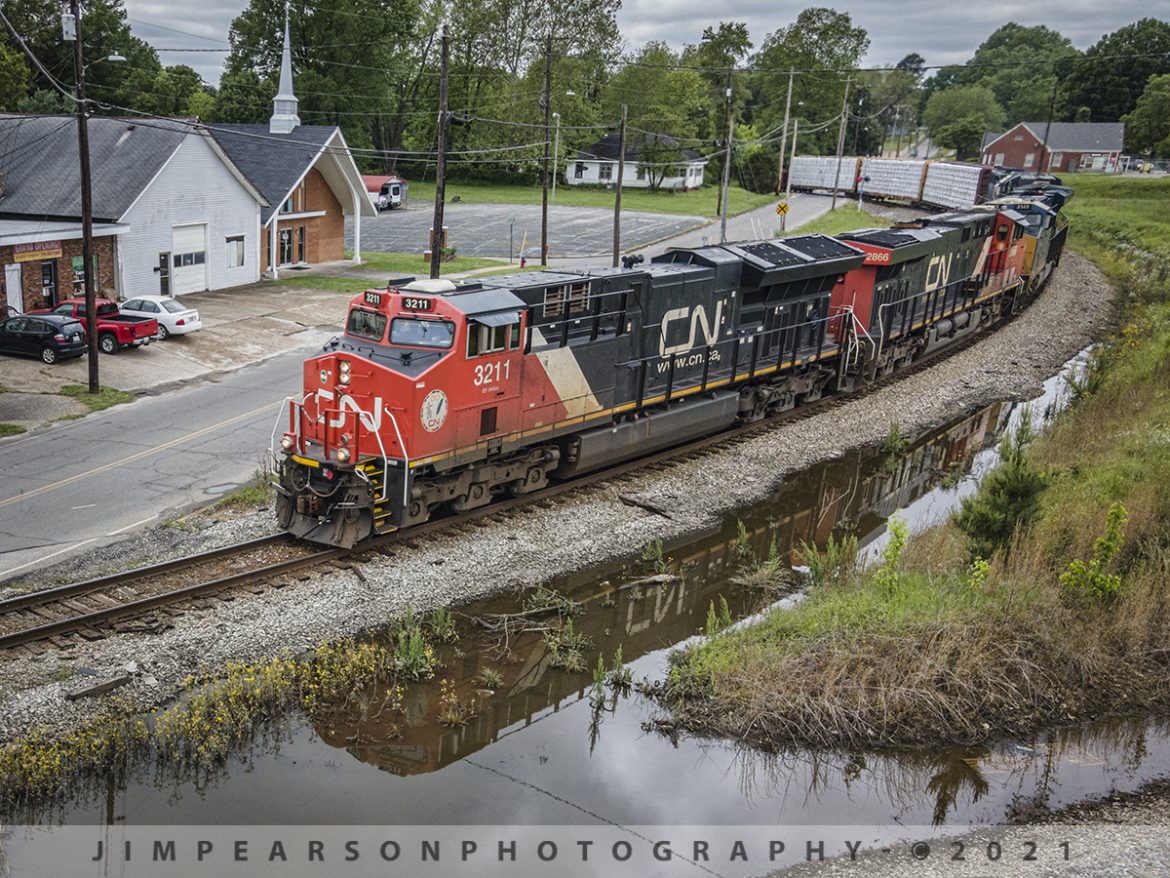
(421, 389), (449, 433)
(658, 301), (724, 358)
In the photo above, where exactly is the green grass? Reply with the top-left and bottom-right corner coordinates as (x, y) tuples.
(406, 180), (776, 218)
(782, 203), (880, 238)
(57, 385), (132, 412)
(0, 423), (25, 437)
(353, 251), (506, 275)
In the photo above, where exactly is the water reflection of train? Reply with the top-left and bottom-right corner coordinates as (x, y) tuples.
(315, 402), (1011, 775)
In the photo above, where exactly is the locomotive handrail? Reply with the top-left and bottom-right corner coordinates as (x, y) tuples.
(270, 395), (299, 465)
(383, 406), (410, 511)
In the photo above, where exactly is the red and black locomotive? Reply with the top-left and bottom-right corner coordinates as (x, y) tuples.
(274, 185), (1070, 547)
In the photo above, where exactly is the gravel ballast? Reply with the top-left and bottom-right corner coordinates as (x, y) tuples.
(0, 251), (1114, 744)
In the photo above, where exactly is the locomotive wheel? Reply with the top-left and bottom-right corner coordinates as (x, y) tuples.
(450, 482), (492, 512)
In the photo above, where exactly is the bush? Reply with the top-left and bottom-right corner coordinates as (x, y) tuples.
(1060, 502), (1128, 606)
(954, 411), (1047, 560)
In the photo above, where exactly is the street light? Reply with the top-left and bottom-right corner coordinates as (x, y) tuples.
(551, 112), (560, 204)
(549, 90), (575, 206)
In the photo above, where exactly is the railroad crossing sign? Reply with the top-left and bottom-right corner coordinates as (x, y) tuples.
(775, 201), (789, 215)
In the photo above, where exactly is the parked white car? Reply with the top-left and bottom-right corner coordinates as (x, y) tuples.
(119, 295), (202, 340)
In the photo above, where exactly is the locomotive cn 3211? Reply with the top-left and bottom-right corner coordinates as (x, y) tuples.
(273, 185), (1070, 548)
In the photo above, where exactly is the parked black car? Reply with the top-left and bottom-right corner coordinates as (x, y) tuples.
(0, 314), (88, 364)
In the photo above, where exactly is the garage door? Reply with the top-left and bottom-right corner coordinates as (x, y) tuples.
(171, 223), (208, 295)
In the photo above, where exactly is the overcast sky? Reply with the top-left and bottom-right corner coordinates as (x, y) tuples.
(123, 0), (1155, 86)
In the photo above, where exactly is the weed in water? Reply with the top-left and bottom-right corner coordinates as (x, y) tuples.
(477, 667), (503, 690)
(524, 584), (581, 617)
(641, 539), (667, 573)
(608, 645), (632, 690)
(799, 532), (860, 588)
(436, 678), (477, 727)
(429, 606), (458, 643)
(704, 596), (734, 636)
(545, 617), (591, 672)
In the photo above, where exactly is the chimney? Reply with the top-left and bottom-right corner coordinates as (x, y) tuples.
(269, 10), (300, 135)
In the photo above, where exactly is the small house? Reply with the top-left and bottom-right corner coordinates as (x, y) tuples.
(567, 132), (707, 191)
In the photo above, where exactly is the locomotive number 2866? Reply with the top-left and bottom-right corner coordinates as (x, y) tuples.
(474, 360), (510, 386)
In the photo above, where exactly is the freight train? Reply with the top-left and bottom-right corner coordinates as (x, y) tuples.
(272, 184), (1071, 547)
(787, 156), (1060, 210)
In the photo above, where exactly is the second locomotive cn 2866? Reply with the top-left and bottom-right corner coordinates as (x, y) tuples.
(273, 185), (1070, 547)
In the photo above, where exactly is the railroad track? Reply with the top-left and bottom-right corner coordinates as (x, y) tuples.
(0, 307), (1020, 654)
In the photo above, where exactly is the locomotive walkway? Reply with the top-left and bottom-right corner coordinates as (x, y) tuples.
(0, 194), (835, 583)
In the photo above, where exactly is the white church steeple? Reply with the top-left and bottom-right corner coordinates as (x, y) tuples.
(269, 7), (300, 134)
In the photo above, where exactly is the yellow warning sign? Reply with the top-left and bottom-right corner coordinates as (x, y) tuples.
(775, 202), (789, 215)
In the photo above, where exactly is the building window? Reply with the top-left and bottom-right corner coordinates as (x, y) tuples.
(226, 236), (245, 268)
(574, 162), (585, 179)
(70, 254), (97, 293)
(1023, 153), (1035, 168)
(1013, 134), (1024, 141)
(636, 166), (646, 181)
(994, 152), (1004, 165)
(598, 163), (612, 181)
(173, 251), (205, 268)
(281, 198), (294, 214)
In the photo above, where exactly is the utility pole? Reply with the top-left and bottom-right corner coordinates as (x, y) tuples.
(783, 118), (798, 226)
(429, 22), (449, 279)
(68, 0), (99, 392)
(719, 86), (733, 244)
(775, 69), (794, 194)
(612, 104), (626, 267)
(539, 33), (552, 266)
(551, 111), (561, 204)
(830, 76), (851, 212)
(1041, 80), (1057, 173)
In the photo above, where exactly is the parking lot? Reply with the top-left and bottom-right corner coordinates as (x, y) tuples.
(346, 200), (706, 259)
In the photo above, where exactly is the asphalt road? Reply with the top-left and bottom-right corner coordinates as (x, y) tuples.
(0, 338), (327, 583)
(346, 200), (705, 258)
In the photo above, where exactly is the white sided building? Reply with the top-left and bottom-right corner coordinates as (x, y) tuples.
(117, 126), (266, 296)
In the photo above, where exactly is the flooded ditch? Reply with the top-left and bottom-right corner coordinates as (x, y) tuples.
(9, 349), (1169, 871)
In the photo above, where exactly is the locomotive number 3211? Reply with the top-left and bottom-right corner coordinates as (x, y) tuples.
(474, 360), (510, 386)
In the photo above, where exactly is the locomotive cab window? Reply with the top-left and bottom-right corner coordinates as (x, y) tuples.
(389, 317), (455, 348)
(467, 316), (519, 357)
(346, 308), (387, 342)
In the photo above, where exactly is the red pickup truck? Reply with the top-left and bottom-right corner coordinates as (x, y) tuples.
(33, 298), (158, 354)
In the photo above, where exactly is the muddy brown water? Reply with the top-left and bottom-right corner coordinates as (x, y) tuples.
(17, 351), (1170, 861)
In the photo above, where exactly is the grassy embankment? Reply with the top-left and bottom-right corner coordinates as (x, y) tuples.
(658, 175), (1170, 748)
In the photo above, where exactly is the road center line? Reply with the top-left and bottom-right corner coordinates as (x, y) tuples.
(0, 401), (281, 511)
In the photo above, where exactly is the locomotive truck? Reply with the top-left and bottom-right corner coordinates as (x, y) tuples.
(273, 186), (1070, 548)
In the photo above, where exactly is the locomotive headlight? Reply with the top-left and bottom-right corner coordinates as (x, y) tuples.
(339, 371), (350, 386)
(337, 447), (351, 463)
(280, 435), (294, 451)
(338, 360), (351, 385)
(339, 433), (350, 446)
